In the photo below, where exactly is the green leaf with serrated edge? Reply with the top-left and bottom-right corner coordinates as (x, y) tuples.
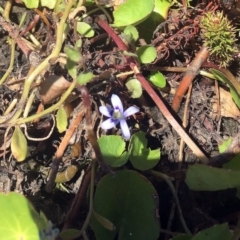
(98, 136), (129, 167)
(41, 0), (56, 9)
(0, 192), (41, 239)
(218, 137), (232, 153)
(112, 0), (154, 28)
(91, 170), (160, 240)
(64, 45), (82, 63)
(77, 22), (94, 38)
(11, 126), (28, 162)
(148, 71), (166, 88)
(185, 164), (240, 191)
(129, 131), (160, 171)
(21, 0), (39, 8)
(66, 59), (77, 79)
(124, 25), (139, 42)
(192, 223), (232, 240)
(56, 106), (68, 133)
(77, 72), (93, 85)
(125, 78), (142, 98)
(93, 210), (116, 231)
(136, 46), (157, 64)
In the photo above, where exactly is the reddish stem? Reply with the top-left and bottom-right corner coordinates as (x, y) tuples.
(171, 45), (210, 112)
(95, 17), (208, 163)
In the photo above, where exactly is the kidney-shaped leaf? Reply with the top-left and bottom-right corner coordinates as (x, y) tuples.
(137, 46), (157, 64)
(98, 135), (129, 167)
(112, 0), (154, 28)
(91, 170), (160, 240)
(0, 192), (43, 239)
(129, 131), (161, 171)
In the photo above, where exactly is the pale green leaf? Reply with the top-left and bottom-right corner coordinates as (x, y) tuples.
(77, 22), (94, 38)
(125, 78), (142, 98)
(56, 106), (68, 133)
(11, 126), (28, 162)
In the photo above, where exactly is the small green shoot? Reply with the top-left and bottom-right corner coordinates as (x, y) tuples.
(123, 25), (139, 44)
(148, 71), (166, 88)
(11, 126), (28, 162)
(136, 45), (157, 64)
(64, 45), (83, 63)
(56, 106), (68, 133)
(77, 22), (95, 38)
(125, 78), (142, 98)
(77, 72), (93, 85)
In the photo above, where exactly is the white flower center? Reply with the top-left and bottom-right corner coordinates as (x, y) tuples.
(112, 109), (123, 120)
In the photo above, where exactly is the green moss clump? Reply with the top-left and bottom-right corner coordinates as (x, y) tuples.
(200, 11), (237, 67)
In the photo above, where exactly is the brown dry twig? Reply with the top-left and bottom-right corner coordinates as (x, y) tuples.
(171, 45), (210, 112)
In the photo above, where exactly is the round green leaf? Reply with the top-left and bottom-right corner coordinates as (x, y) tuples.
(98, 136), (129, 167)
(125, 78), (142, 98)
(91, 170), (160, 240)
(0, 192), (40, 239)
(56, 106), (68, 133)
(136, 45), (157, 64)
(124, 25), (139, 42)
(129, 131), (161, 171)
(77, 22), (94, 38)
(112, 0), (154, 28)
(148, 71), (166, 88)
(11, 126), (28, 162)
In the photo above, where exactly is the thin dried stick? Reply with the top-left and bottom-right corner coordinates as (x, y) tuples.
(45, 107), (85, 192)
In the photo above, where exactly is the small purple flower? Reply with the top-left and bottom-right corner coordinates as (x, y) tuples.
(99, 94), (139, 139)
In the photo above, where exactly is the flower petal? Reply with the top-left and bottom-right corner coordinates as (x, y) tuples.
(123, 106), (139, 118)
(101, 118), (118, 130)
(120, 119), (130, 139)
(111, 94), (123, 113)
(99, 106), (113, 117)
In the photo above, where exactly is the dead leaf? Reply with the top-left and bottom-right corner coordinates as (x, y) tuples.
(39, 75), (71, 105)
(211, 87), (240, 122)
